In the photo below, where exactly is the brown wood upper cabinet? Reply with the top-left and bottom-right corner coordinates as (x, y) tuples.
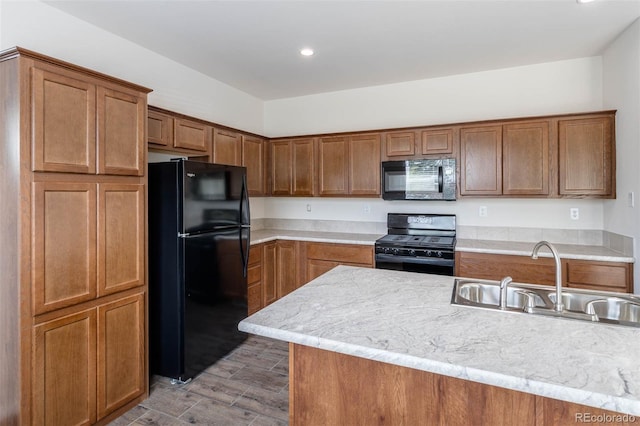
(174, 118), (210, 152)
(383, 127), (454, 160)
(558, 114), (614, 197)
(213, 128), (242, 166)
(242, 134), (267, 196)
(459, 112), (615, 198)
(32, 65), (146, 176)
(147, 108), (174, 147)
(460, 124), (503, 195)
(422, 127), (454, 155)
(384, 131), (415, 157)
(271, 138), (315, 196)
(318, 133), (381, 196)
(502, 120), (550, 195)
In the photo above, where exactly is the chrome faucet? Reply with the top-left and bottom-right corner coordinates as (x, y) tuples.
(499, 276), (513, 310)
(531, 241), (564, 312)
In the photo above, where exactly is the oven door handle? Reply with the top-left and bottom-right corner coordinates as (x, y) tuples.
(375, 254), (454, 267)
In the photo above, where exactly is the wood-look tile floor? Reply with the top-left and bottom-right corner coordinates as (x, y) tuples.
(109, 336), (289, 425)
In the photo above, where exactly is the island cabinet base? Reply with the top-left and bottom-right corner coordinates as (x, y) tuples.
(289, 344), (632, 426)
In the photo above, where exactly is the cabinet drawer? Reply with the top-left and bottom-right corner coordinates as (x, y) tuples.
(565, 260), (632, 292)
(247, 264), (262, 285)
(249, 244), (263, 265)
(247, 283), (262, 316)
(306, 243), (373, 265)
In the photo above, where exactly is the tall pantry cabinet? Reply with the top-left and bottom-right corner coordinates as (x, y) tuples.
(0, 47), (151, 425)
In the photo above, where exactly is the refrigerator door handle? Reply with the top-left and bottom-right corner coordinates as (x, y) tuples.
(240, 173), (250, 226)
(240, 228), (250, 278)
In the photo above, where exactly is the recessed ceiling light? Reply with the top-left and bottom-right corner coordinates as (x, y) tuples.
(300, 48), (314, 57)
(576, 0), (595, 3)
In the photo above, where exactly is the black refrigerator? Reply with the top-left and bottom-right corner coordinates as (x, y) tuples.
(148, 159), (250, 383)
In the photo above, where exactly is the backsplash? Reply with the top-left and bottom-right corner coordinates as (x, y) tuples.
(251, 218), (633, 256)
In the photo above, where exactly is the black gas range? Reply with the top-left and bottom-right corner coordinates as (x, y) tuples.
(375, 213), (456, 276)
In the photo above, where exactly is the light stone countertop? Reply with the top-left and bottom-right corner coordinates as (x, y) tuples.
(239, 265), (640, 415)
(250, 229), (382, 246)
(249, 228), (634, 263)
(456, 238), (634, 263)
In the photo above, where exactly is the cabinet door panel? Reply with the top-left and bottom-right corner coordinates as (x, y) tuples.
(98, 184), (145, 296)
(277, 241), (298, 298)
(213, 128), (242, 166)
(147, 109), (173, 147)
(385, 131), (415, 157)
(174, 118), (210, 152)
(559, 116), (613, 196)
(33, 182), (97, 314)
(33, 310), (97, 426)
(32, 67), (96, 174)
(422, 128), (453, 155)
(271, 141), (292, 195)
(503, 121), (549, 195)
(318, 136), (348, 196)
(292, 139), (315, 195)
(263, 242), (277, 306)
(460, 126), (502, 195)
(349, 134), (381, 195)
(97, 294), (145, 419)
(242, 135), (266, 196)
(97, 87), (145, 176)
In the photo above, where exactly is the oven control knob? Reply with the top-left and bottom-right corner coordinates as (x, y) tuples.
(392, 248), (400, 255)
(426, 250), (432, 257)
(408, 249), (416, 256)
(436, 251), (443, 257)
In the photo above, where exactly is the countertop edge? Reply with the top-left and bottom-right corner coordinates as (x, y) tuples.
(238, 320), (640, 416)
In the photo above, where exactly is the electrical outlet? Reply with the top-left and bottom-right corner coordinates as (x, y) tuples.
(363, 204), (371, 214)
(479, 206), (487, 217)
(570, 208), (579, 220)
(628, 192), (635, 208)
(306, 204), (312, 212)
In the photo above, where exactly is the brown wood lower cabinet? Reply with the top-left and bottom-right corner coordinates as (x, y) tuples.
(33, 310), (97, 425)
(248, 240), (373, 313)
(290, 344), (631, 425)
(305, 242), (374, 281)
(455, 251), (633, 293)
(33, 292), (145, 425)
(247, 244), (263, 315)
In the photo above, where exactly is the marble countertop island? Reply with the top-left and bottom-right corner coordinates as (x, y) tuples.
(239, 265), (640, 415)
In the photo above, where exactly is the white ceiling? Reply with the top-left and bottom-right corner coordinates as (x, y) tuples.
(45, 0), (640, 100)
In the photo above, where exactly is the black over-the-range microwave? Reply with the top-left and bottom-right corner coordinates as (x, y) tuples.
(381, 158), (456, 201)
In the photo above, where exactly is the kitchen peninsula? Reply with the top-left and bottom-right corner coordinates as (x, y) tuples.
(239, 266), (640, 425)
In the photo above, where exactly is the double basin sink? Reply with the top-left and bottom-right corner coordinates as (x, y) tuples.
(451, 278), (640, 327)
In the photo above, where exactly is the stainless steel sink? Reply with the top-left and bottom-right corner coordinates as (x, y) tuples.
(453, 281), (548, 311)
(452, 278), (640, 327)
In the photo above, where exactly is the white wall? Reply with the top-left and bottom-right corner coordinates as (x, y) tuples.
(2, 1), (622, 234)
(264, 58), (603, 137)
(603, 18), (640, 289)
(263, 58), (606, 231)
(264, 197), (603, 229)
(0, 1), (264, 134)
